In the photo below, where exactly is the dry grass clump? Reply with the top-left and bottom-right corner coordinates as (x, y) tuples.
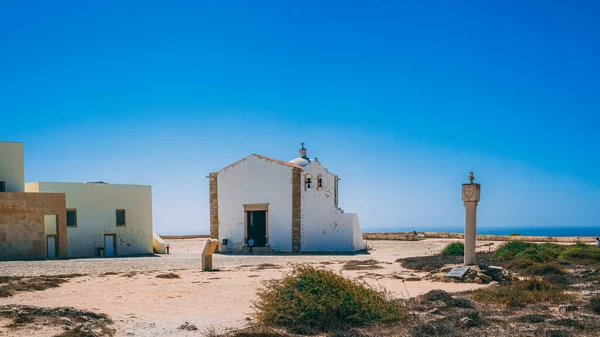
(440, 242), (464, 256)
(155, 273), (180, 279)
(590, 295), (600, 315)
(256, 264), (281, 270)
(0, 305), (114, 336)
(419, 290), (474, 309)
(0, 275), (83, 298)
(560, 242), (600, 262)
(398, 252), (500, 272)
(504, 258), (567, 276)
(470, 279), (572, 307)
(342, 259), (383, 271)
(253, 264), (404, 334)
(517, 314), (546, 323)
(496, 241), (600, 265)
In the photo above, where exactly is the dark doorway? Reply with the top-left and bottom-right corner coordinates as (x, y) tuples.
(247, 211), (267, 247)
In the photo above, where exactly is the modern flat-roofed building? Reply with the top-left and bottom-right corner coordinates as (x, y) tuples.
(0, 141), (154, 260)
(26, 182), (153, 258)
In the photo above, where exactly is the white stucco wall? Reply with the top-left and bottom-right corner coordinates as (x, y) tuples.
(217, 155), (294, 253)
(25, 182), (153, 258)
(0, 142), (25, 192)
(300, 162), (365, 252)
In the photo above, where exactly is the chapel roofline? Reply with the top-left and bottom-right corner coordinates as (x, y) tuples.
(214, 154), (304, 174)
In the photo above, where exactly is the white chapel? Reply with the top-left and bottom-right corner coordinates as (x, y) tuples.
(209, 144), (365, 253)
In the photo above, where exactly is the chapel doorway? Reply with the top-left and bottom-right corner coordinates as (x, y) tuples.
(247, 211), (267, 247)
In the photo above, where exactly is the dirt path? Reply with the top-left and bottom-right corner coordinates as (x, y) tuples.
(0, 239), (498, 336)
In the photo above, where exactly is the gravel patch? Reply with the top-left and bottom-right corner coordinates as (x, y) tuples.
(0, 239), (449, 277)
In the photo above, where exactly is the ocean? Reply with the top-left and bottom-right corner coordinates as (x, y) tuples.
(361, 226), (599, 237)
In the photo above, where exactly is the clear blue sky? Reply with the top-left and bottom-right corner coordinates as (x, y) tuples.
(1, 1), (599, 234)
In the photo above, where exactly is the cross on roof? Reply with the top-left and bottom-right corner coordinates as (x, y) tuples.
(468, 172), (475, 184)
(301, 142), (305, 148)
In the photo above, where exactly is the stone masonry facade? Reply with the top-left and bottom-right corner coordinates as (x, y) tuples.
(0, 192), (67, 260)
(291, 168), (302, 253)
(209, 173), (219, 241)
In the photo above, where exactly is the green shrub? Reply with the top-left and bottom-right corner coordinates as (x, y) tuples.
(441, 242), (464, 256)
(509, 233), (522, 236)
(560, 243), (600, 262)
(495, 242), (536, 259)
(470, 279), (572, 307)
(495, 242), (565, 262)
(253, 264), (404, 333)
(505, 258), (566, 276)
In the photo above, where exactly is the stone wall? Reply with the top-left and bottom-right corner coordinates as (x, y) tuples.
(0, 192), (67, 260)
(291, 168), (301, 253)
(209, 173), (219, 240)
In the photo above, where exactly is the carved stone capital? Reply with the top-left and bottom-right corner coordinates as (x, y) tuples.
(462, 183), (480, 202)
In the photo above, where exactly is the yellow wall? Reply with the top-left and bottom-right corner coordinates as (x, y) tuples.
(0, 142), (25, 192)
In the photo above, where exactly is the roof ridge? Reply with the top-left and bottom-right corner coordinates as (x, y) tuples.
(252, 153), (304, 169)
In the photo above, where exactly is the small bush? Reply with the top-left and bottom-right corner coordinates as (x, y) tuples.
(400, 255), (462, 271)
(495, 242), (536, 259)
(545, 330), (570, 337)
(419, 290), (474, 309)
(342, 260), (383, 271)
(411, 317), (454, 336)
(155, 273), (180, 279)
(509, 233), (522, 236)
(542, 275), (572, 289)
(517, 314), (546, 323)
(552, 318), (584, 330)
(470, 279), (572, 307)
(560, 243), (600, 262)
(495, 242), (565, 262)
(505, 258), (566, 277)
(441, 242), (464, 256)
(253, 264), (404, 332)
(420, 290), (452, 303)
(590, 295), (600, 315)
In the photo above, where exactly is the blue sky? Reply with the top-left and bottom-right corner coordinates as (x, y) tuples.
(1, 1), (598, 234)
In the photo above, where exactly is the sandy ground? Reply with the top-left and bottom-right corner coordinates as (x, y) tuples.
(0, 239), (502, 337)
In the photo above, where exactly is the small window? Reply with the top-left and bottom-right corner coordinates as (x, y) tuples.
(116, 209), (126, 226)
(0, 181), (5, 192)
(317, 174), (323, 190)
(66, 209), (77, 227)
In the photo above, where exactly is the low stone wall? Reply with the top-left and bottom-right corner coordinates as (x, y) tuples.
(363, 232), (596, 243)
(0, 192), (67, 260)
(160, 234), (210, 240)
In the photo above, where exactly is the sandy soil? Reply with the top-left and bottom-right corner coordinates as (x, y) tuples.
(0, 239), (502, 337)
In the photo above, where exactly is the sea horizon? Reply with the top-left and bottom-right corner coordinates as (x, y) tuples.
(159, 226), (599, 238)
(361, 226), (599, 237)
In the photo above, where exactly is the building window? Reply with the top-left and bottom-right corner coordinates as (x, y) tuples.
(304, 174), (312, 191)
(317, 174), (323, 190)
(0, 181), (5, 192)
(116, 209), (126, 226)
(66, 209), (77, 227)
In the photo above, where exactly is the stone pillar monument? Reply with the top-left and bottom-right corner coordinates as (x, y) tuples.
(462, 172), (480, 265)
